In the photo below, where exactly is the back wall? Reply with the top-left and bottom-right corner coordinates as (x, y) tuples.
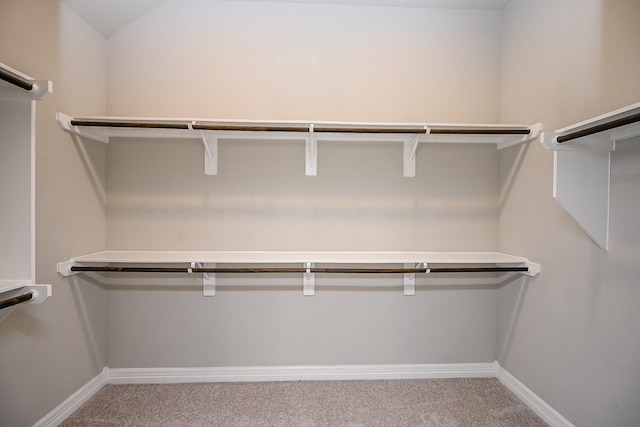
(103, 0), (508, 368)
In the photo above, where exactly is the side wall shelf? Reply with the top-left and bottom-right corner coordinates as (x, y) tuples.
(58, 250), (541, 296)
(1, 63), (53, 324)
(541, 101), (640, 250)
(57, 113), (541, 177)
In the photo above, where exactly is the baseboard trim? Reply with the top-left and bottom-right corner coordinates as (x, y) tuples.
(36, 362), (573, 427)
(494, 361), (574, 427)
(33, 367), (108, 427)
(106, 362), (496, 384)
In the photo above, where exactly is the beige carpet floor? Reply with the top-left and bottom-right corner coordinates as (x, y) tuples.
(61, 378), (547, 426)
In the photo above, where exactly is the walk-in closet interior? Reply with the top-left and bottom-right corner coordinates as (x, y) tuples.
(1, 0), (639, 425)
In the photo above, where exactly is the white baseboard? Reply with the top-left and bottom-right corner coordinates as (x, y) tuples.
(33, 367), (108, 427)
(494, 361), (574, 427)
(36, 362), (573, 427)
(106, 362), (496, 384)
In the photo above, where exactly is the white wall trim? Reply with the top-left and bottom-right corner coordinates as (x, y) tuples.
(33, 367), (108, 427)
(494, 361), (574, 427)
(106, 362), (496, 384)
(35, 362), (573, 427)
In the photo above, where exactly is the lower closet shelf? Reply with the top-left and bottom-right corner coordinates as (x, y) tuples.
(57, 251), (540, 296)
(0, 280), (52, 323)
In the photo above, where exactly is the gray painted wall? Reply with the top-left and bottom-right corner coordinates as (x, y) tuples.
(103, 2), (505, 368)
(1, 0), (638, 425)
(498, 0), (640, 425)
(105, 139), (501, 367)
(0, 2), (108, 425)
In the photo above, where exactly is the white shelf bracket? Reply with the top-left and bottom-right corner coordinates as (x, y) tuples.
(306, 124), (317, 176)
(403, 263), (419, 296)
(403, 127), (428, 177)
(200, 130), (218, 175)
(303, 262), (315, 296)
(201, 263), (216, 296)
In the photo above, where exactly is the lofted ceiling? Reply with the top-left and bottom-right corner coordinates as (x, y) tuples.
(62, 0), (511, 38)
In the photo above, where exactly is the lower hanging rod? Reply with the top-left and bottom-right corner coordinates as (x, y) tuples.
(69, 266), (530, 274)
(0, 292), (34, 310)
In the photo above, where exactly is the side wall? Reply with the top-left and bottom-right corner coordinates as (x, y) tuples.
(0, 2), (108, 425)
(104, 1), (506, 368)
(498, 0), (640, 425)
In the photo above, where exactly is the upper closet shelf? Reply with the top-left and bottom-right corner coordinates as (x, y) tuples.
(0, 63), (52, 100)
(539, 101), (640, 251)
(541, 101), (640, 151)
(57, 250), (540, 296)
(56, 113), (541, 177)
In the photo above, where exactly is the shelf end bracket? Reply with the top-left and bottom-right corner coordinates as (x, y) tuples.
(56, 112), (109, 143)
(24, 284), (53, 304)
(523, 262), (541, 277)
(57, 260), (78, 277)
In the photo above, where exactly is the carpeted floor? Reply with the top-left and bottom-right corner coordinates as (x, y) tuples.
(61, 378), (547, 426)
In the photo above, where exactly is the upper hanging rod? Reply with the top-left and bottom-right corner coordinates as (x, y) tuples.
(70, 119), (190, 130)
(427, 128), (530, 135)
(0, 292), (34, 310)
(67, 118), (531, 136)
(557, 111), (640, 143)
(0, 67), (34, 91)
(69, 265), (530, 274)
(194, 124), (310, 132)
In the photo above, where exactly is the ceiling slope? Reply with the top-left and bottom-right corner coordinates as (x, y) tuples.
(62, 0), (168, 38)
(63, 0), (510, 38)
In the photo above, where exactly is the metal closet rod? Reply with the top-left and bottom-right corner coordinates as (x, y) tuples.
(557, 111), (640, 143)
(0, 68), (34, 91)
(68, 119), (531, 135)
(69, 266), (530, 274)
(0, 292), (34, 310)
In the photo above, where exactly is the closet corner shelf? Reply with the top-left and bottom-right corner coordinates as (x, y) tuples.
(1, 62), (52, 322)
(541, 102), (640, 151)
(57, 250), (540, 296)
(56, 112), (541, 177)
(539, 101), (640, 251)
(0, 62), (52, 100)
